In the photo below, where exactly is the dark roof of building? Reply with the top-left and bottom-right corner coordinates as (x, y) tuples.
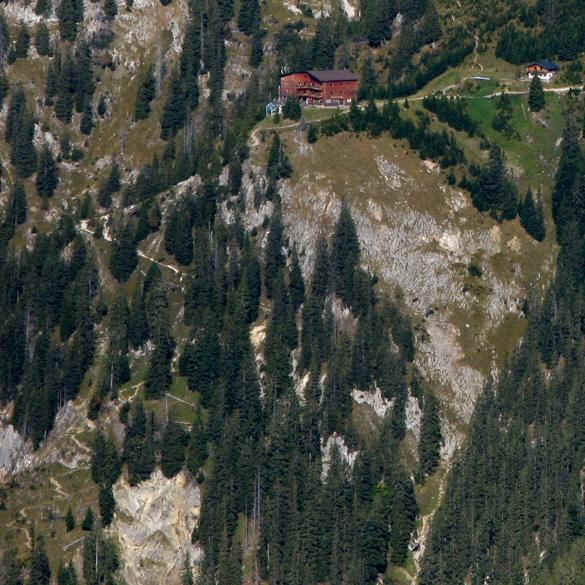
(280, 70), (358, 82)
(528, 59), (559, 71)
(307, 70), (358, 82)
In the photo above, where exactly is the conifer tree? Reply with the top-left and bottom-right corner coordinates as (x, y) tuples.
(99, 484), (115, 526)
(98, 163), (120, 208)
(29, 538), (51, 585)
(186, 407), (208, 474)
(160, 72), (187, 140)
(109, 222), (138, 282)
(10, 109), (37, 178)
(103, 0), (117, 20)
(35, 0), (51, 16)
(519, 188), (546, 241)
(289, 246), (305, 313)
(528, 74), (545, 112)
(82, 507), (94, 531)
(80, 100), (93, 135)
(161, 418), (187, 478)
(418, 392), (442, 479)
(422, 0), (442, 44)
(134, 65), (156, 120)
(36, 144), (59, 198)
(359, 57), (377, 100)
(34, 22), (50, 56)
(58, 0), (83, 41)
(8, 182), (27, 226)
(265, 210), (285, 298)
(331, 202), (359, 306)
(238, 0), (260, 35)
(65, 505), (75, 531)
(14, 22), (30, 59)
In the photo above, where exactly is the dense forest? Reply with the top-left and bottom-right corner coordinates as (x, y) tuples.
(421, 103), (585, 585)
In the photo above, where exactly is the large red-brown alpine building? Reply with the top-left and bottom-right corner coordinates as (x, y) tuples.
(279, 70), (359, 105)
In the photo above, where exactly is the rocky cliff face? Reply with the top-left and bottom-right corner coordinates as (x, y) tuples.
(0, 401), (93, 481)
(256, 132), (554, 450)
(112, 470), (201, 585)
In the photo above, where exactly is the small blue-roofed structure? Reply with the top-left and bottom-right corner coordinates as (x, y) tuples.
(266, 102), (282, 117)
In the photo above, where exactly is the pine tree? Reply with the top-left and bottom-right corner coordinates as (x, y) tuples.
(422, 0), (442, 44)
(99, 484), (115, 526)
(34, 22), (51, 56)
(265, 210), (285, 298)
(161, 419), (187, 478)
(104, 0), (117, 20)
(160, 72), (186, 140)
(135, 65), (156, 120)
(186, 407), (208, 474)
(82, 507), (94, 531)
(8, 182), (27, 226)
(528, 74), (545, 112)
(250, 31), (263, 66)
(35, 0), (51, 16)
(289, 246), (305, 313)
(29, 539), (51, 585)
(359, 57), (377, 100)
(109, 222), (138, 282)
(331, 203), (359, 306)
(11, 109), (37, 178)
(80, 100), (93, 135)
(58, 0), (83, 41)
(65, 505), (75, 531)
(238, 0), (260, 35)
(36, 144), (59, 198)
(98, 163), (121, 208)
(14, 22), (30, 59)
(519, 188), (546, 241)
(418, 392), (442, 479)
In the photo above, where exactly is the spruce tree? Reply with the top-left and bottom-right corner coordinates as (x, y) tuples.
(264, 210), (285, 298)
(11, 110), (37, 178)
(9, 182), (27, 226)
(35, 0), (51, 16)
(29, 539), (51, 585)
(134, 65), (156, 120)
(289, 246), (305, 313)
(109, 222), (138, 282)
(98, 484), (115, 526)
(418, 392), (442, 479)
(160, 72), (186, 140)
(0, 73), (8, 110)
(519, 188), (546, 241)
(36, 144), (59, 198)
(161, 419), (187, 478)
(186, 407), (208, 474)
(82, 507), (94, 531)
(14, 22), (30, 59)
(238, 0), (260, 35)
(422, 0), (442, 44)
(331, 203), (359, 306)
(80, 100), (94, 135)
(528, 74), (545, 112)
(58, 0), (83, 41)
(34, 22), (51, 56)
(104, 0), (117, 20)
(65, 505), (75, 531)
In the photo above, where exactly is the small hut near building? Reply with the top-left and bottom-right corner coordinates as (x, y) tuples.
(525, 60), (559, 82)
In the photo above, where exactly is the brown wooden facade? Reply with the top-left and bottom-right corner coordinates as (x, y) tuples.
(279, 70), (359, 104)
